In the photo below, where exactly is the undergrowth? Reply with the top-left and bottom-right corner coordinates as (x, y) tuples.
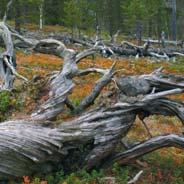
(0, 51), (183, 184)
(21, 154), (184, 184)
(0, 90), (22, 121)
(23, 164), (130, 184)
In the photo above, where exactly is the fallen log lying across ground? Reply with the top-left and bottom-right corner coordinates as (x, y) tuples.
(0, 20), (184, 181)
(44, 35), (184, 59)
(0, 83), (184, 180)
(3, 23), (184, 60)
(143, 39), (184, 48)
(111, 41), (184, 59)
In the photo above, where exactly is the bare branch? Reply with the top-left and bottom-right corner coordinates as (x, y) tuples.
(128, 170), (143, 184)
(0, 22), (16, 90)
(141, 88), (184, 102)
(109, 134), (184, 166)
(75, 63), (116, 113)
(3, 56), (28, 82)
(121, 41), (139, 50)
(151, 66), (164, 75)
(11, 32), (38, 47)
(77, 68), (109, 76)
(0, 22), (14, 56)
(140, 119), (153, 138)
(75, 48), (97, 63)
(173, 52), (184, 57)
(149, 52), (169, 60)
(3, 0), (13, 22)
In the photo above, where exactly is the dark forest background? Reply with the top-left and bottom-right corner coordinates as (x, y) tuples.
(0, 0), (183, 40)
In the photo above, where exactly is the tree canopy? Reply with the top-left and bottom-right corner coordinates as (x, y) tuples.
(0, 0), (183, 39)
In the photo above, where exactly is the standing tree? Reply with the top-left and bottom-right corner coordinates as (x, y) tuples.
(14, 0), (21, 32)
(39, 0), (44, 30)
(63, 0), (82, 37)
(63, 0), (95, 38)
(121, 0), (169, 40)
(44, 0), (64, 25)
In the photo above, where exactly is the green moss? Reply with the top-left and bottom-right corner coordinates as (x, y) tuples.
(0, 90), (22, 122)
(168, 58), (184, 73)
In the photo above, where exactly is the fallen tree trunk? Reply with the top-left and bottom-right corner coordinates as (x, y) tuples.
(7, 26), (184, 59)
(0, 22), (28, 90)
(50, 35), (184, 59)
(143, 39), (184, 48)
(31, 39), (115, 120)
(65, 37), (184, 59)
(0, 62), (184, 180)
(111, 41), (184, 59)
(0, 22), (184, 181)
(0, 105), (135, 179)
(0, 97), (184, 180)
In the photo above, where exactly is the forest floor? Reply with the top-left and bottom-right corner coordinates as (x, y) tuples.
(2, 50), (181, 184)
(0, 23), (184, 183)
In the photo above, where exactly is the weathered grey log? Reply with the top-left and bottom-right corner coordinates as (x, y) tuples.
(1, 28), (116, 120)
(31, 39), (114, 120)
(143, 39), (184, 48)
(9, 23), (184, 60)
(117, 68), (184, 98)
(111, 42), (184, 58)
(0, 50), (183, 180)
(67, 37), (184, 59)
(0, 96), (184, 180)
(0, 22), (28, 90)
(7, 22), (184, 60)
(54, 36), (184, 59)
(8, 27), (184, 59)
(0, 23), (184, 181)
(0, 22), (15, 90)
(31, 39), (184, 127)
(0, 104), (136, 179)
(106, 134), (184, 167)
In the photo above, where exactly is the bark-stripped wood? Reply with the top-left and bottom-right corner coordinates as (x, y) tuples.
(0, 22), (28, 90)
(0, 22), (15, 90)
(8, 28), (184, 59)
(0, 21), (184, 181)
(107, 134), (184, 166)
(0, 94), (183, 179)
(31, 39), (115, 120)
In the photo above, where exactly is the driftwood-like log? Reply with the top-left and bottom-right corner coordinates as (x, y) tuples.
(0, 28), (116, 120)
(0, 22), (184, 181)
(0, 104), (136, 179)
(31, 39), (114, 120)
(1, 65), (184, 180)
(68, 37), (184, 59)
(51, 35), (184, 59)
(0, 59), (183, 180)
(0, 96), (184, 179)
(107, 134), (184, 166)
(143, 39), (184, 48)
(0, 22), (28, 90)
(0, 22), (16, 90)
(9, 28), (184, 59)
(111, 41), (184, 59)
